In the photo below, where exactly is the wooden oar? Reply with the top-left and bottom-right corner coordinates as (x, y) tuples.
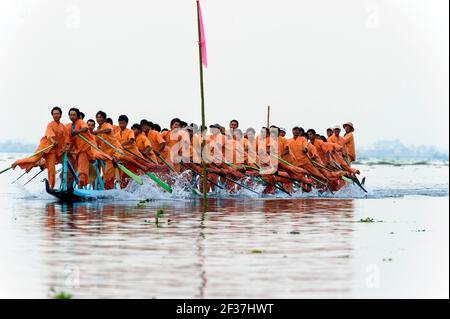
(24, 169), (45, 186)
(209, 171), (260, 195)
(11, 172), (27, 184)
(156, 153), (178, 174)
(122, 148), (173, 193)
(275, 155), (328, 187)
(77, 134), (143, 185)
(0, 144), (55, 176)
(182, 163), (224, 190)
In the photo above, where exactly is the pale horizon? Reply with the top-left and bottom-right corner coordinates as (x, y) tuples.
(0, 0), (448, 151)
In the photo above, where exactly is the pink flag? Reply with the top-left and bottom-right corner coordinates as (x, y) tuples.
(197, 0), (208, 68)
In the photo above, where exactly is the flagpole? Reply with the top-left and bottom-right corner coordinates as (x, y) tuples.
(196, 0), (208, 203)
(267, 105), (271, 128)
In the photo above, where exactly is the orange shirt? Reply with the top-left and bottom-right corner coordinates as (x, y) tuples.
(343, 132), (356, 162)
(67, 120), (92, 154)
(285, 136), (310, 166)
(327, 134), (345, 147)
(278, 136), (288, 157)
(116, 128), (135, 149)
(147, 130), (166, 152)
(42, 121), (67, 156)
(135, 133), (151, 153)
(97, 122), (122, 156)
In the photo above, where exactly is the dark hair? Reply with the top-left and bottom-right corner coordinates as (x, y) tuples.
(51, 107), (62, 115)
(96, 111), (107, 120)
(230, 119), (239, 126)
(140, 119), (149, 126)
(80, 112), (85, 120)
(68, 108), (81, 118)
(154, 124), (161, 132)
(327, 128), (333, 132)
(118, 115), (129, 123)
(105, 118), (113, 124)
(298, 127), (305, 133)
(170, 118), (182, 128)
(246, 128), (256, 135)
(87, 119), (96, 125)
(307, 129), (316, 135)
(131, 123), (141, 131)
(180, 121), (188, 128)
(320, 135), (327, 142)
(148, 121), (155, 130)
(161, 128), (169, 133)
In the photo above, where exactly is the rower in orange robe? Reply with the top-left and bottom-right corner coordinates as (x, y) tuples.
(327, 126), (359, 175)
(12, 107), (67, 189)
(343, 122), (356, 163)
(131, 124), (159, 164)
(93, 111), (149, 189)
(282, 126), (327, 183)
(145, 121), (171, 166)
(67, 108), (111, 188)
(163, 118), (188, 173)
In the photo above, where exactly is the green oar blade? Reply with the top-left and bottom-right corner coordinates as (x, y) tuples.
(0, 167), (12, 176)
(341, 176), (353, 183)
(117, 164), (143, 185)
(145, 172), (172, 193)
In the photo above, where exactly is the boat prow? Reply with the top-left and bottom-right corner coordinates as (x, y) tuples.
(45, 179), (96, 202)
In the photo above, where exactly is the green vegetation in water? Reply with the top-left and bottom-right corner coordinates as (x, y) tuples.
(49, 288), (73, 299)
(359, 217), (374, 223)
(144, 209), (168, 227)
(251, 249), (263, 254)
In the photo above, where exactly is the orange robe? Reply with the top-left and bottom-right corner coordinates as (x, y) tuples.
(284, 136), (326, 181)
(343, 132), (356, 162)
(14, 121), (67, 188)
(67, 120), (110, 188)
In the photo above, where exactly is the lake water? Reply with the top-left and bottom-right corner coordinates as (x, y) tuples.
(0, 153), (448, 298)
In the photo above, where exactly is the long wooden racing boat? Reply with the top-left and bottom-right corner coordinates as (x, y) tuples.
(45, 179), (111, 202)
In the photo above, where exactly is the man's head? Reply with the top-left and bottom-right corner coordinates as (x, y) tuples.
(106, 117), (113, 125)
(279, 128), (287, 137)
(51, 107), (62, 122)
(292, 126), (301, 137)
(118, 115), (129, 130)
(229, 120), (239, 130)
(343, 122), (354, 134)
(140, 120), (150, 133)
(180, 121), (188, 129)
(307, 129), (316, 141)
(320, 135), (327, 142)
(333, 125), (341, 137)
(209, 124), (221, 136)
(234, 129), (243, 140)
(326, 128), (333, 138)
(96, 111), (107, 125)
(246, 128), (256, 139)
(131, 123), (141, 136)
(80, 112), (85, 120)
(153, 123), (161, 132)
(87, 119), (96, 132)
(170, 118), (182, 130)
(68, 108), (81, 123)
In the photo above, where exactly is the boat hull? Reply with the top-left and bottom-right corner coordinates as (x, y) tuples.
(45, 179), (101, 202)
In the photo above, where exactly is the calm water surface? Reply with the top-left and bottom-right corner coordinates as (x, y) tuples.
(0, 154), (448, 298)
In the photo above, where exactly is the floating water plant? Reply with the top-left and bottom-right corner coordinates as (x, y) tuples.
(251, 249), (263, 254)
(359, 217), (374, 223)
(49, 288), (72, 299)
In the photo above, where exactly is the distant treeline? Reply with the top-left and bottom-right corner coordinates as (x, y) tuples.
(0, 141), (35, 153)
(359, 140), (448, 160)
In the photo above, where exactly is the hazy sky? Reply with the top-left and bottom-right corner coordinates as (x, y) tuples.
(0, 0), (448, 150)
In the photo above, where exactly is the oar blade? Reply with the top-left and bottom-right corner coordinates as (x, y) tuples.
(117, 164), (143, 185)
(0, 167), (12, 176)
(145, 172), (173, 193)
